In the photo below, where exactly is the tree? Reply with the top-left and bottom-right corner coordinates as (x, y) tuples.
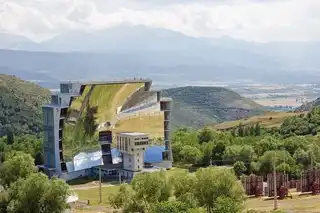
(212, 140), (227, 165)
(213, 196), (243, 213)
(172, 143), (184, 162)
(276, 163), (291, 174)
(6, 130), (14, 145)
(223, 145), (242, 164)
(198, 128), (214, 144)
(172, 128), (198, 147)
(12, 135), (43, 157)
(152, 201), (188, 213)
(193, 167), (245, 212)
(249, 125), (255, 136)
(254, 123), (261, 136)
(171, 171), (196, 199)
(231, 129), (236, 137)
(0, 153), (36, 188)
(108, 184), (142, 212)
(179, 146), (203, 165)
(5, 173), (69, 213)
(258, 150), (295, 175)
(171, 171), (198, 208)
(282, 136), (309, 156)
(239, 145), (255, 166)
(201, 141), (215, 166)
(233, 161), (246, 177)
(244, 127), (249, 137)
(293, 148), (309, 168)
(83, 105), (98, 138)
(131, 171), (172, 212)
(238, 124), (244, 137)
(152, 201), (206, 213)
(254, 136), (280, 157)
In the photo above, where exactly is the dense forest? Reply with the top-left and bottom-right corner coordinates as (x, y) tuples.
(0, 75), (50, 137)
(171, 106), (320, 179)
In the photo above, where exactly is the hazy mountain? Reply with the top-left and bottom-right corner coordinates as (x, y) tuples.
(0, 66), (59, 89)
(0, 33), (36, 50)
(1, 26), (320, 85)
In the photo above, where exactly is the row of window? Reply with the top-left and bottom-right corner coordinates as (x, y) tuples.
(134, 137), (148, 140)
(43, 108), (54, 125)
(134, 141), (148, 146)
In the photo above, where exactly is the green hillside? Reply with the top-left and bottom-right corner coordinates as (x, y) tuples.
(162, 86), (264, 128)
(0, 76), (264, 137)
(0, 74), (50, 136)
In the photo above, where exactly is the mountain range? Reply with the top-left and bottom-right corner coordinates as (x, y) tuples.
(0, 74), (263, 135)
(1, 25), (320, 88)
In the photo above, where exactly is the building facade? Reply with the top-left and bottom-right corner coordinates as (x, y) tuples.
(41, 79), (173, 179)
(117, 132), (149, 172)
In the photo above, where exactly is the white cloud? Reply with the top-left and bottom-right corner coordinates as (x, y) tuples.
(0, 0), (320, 42)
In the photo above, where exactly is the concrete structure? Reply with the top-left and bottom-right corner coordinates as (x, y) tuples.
(117, 132), (149, 172)
(41, 79), (173, 180)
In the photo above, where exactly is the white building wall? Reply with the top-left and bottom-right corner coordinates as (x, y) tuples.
(123, 153), (134, 171)
(69, 82), (82, 94)
(135, 150), (144, 171)
(117, 133), (149, 172)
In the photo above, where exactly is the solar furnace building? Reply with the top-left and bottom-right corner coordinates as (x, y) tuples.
(41, 79), (173, 180)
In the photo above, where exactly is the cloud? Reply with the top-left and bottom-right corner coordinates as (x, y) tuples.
(0, 0), (320, 42)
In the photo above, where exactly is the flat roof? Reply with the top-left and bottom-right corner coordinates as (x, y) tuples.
(60, 79), (152, 86)
(160, 97), (173, 102)
(119, 132), (149, 136)
(42, 104), (68, 109)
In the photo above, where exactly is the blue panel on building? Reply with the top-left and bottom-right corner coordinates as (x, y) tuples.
(111, 145), (164, 163)
(144, 145), (165, 163)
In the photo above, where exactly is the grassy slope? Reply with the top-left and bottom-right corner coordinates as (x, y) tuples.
(0, 74), (50, 136)
(162, 86), (264, 128)
(212, 111), (303, 130)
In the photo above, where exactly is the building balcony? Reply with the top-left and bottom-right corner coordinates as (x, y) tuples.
(99, 136), (112, 142)
(100, 140), (112, 145)
(61, 162), (67, 172)
(102, 151), (111, 155)
(59, 141), (63, 151)
(60, 108), (68, 118)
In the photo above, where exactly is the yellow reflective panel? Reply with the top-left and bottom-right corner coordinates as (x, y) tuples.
(62, 82), (163, 162)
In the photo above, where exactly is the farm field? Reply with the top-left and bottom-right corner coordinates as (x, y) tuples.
(213, 111), (303, 130)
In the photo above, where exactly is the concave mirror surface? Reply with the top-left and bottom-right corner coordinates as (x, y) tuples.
(62, 82), (164, 171)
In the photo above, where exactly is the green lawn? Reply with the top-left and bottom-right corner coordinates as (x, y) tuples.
(73, 185), (120, 206)
(72, 168), (187, 206)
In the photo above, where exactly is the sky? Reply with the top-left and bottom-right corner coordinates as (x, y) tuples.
(0, 0), (319, 42)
